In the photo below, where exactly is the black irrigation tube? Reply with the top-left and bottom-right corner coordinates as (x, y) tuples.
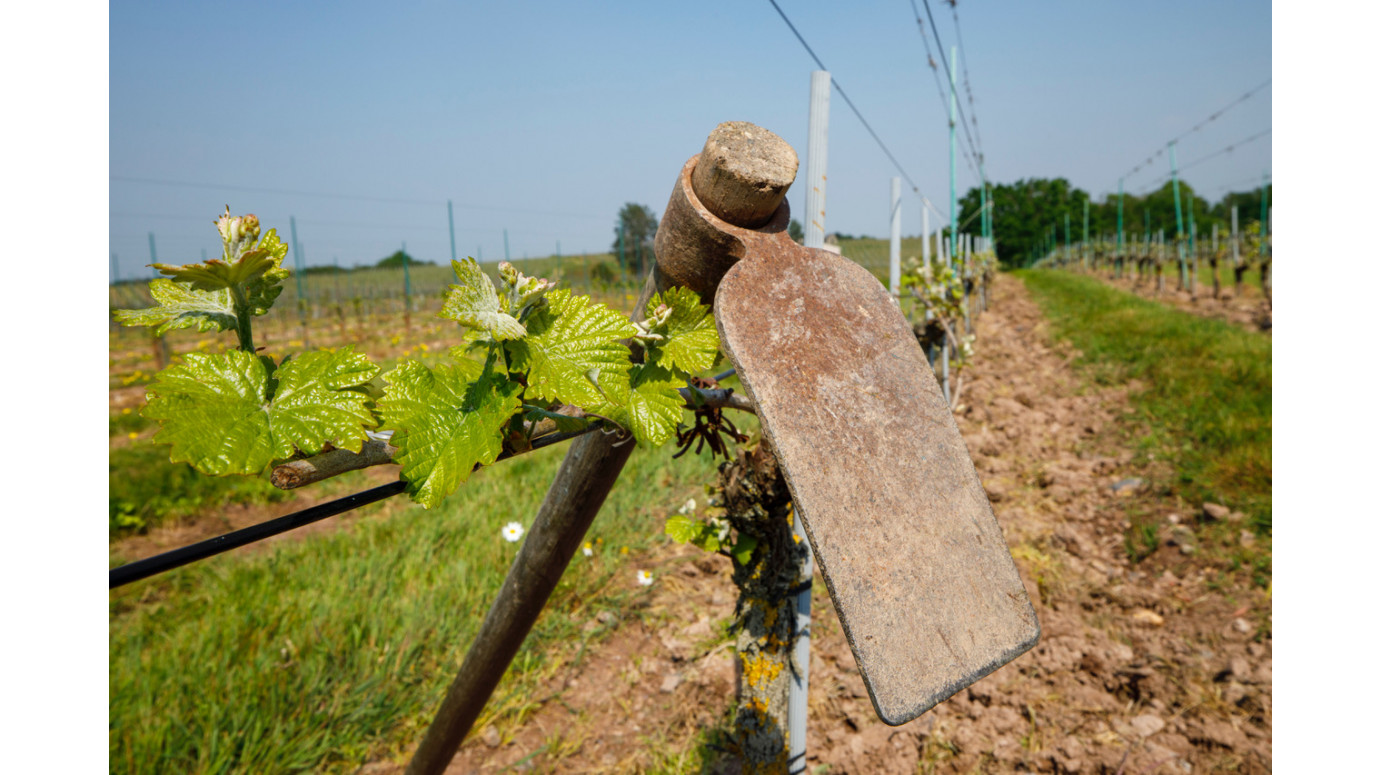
(109, 481), (407, 589)
(108, 372), (740, 589)
(107, 426), (609, 589)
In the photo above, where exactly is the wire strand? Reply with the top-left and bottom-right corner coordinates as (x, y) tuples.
(111, 175), (605, 221)
(1120, 78), (1271, 183)
(919, 0), (984, 181)
(905, 0), (981, 181)
(765, 0), (933, 201)
(1134, 128), (1272, 194)
(949, 1), (985, 162)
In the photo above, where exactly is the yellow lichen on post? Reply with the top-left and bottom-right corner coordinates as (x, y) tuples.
(716, 442), (808, 774)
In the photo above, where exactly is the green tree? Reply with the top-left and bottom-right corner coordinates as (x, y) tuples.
(611, 203), (658, 279)
(788, 218), (804, 243)
(375, 250), (433, 269)
(958, 178), (1088, 268)
(1210, 184), (1272, 232)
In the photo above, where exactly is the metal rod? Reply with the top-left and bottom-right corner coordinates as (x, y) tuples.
(1170, 141), (1186, 288)
(789, 71), (831, 766)
(949, 45), (957, 273)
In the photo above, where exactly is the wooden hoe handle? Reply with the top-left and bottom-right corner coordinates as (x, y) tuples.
(405, 122), (797, 775)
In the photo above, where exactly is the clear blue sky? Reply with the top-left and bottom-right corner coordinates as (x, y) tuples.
(109, 1), (1271, 276)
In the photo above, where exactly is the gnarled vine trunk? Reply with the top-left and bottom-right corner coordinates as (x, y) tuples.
(717, 442), (807, 774)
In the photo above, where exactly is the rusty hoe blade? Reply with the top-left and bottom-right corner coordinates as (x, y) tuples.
(656, 122), (1040, 726)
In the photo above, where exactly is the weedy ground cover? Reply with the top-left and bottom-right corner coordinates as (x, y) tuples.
(1016, 269), (1271, 536)
(109, 397), (753, 774)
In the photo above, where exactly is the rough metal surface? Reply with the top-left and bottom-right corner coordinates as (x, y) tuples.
(656, 148), (1038, 726)
(699, 216), (1039, 727)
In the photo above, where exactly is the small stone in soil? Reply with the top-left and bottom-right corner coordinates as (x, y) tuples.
(1201, 502), (1231, 522)
(1130, 713), (1166, 737)
(1111, 477), (1143, 495)
(1168, 526), (1197, 555)
(481, 725), (501, 748)
(1131, 608), (1165, 627)
(660, 672), (683, 693)
(596, 610), (619, 625)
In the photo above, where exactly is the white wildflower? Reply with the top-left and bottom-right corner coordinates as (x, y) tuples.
(636, 570), (654, 587)
(502, 522), (524, 543)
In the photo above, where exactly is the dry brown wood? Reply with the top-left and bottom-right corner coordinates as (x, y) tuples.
(269, 388), (752, 490)
(690, 121), (797, 228)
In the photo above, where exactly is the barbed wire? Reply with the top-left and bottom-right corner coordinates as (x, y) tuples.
(1119, 78), (1271, 183)
(1134, 128), (1272, 194)
(765, 0), (936, 205)
(917, 0), (985, 183)
(948, 1), (985, 163)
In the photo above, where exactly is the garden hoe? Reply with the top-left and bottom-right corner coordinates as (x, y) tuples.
(406, 122), (1038, 775)
(654, 121), (1039, 726)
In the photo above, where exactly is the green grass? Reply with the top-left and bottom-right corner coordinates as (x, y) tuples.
(109, 442), (292, 534)
(838, 236), (933, 285)
(1016, 269), (1271, 532)
(110, 402), (751, 774)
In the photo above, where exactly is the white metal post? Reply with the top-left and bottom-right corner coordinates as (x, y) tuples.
(788, 69), (829, 770)
(1231, 205), (1240, 266)
(804, 71), (830, 251)
(889, 177), (902, 297)
(922, 205), (930, 266)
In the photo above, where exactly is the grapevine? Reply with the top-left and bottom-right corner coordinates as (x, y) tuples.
(898, 255), (976, 373)
(115, 208), (724, 509)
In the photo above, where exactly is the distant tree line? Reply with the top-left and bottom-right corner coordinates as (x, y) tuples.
(956, 178), (1271, 269)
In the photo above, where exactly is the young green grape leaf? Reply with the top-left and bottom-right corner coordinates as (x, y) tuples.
(441, 257), (526, 340)
(665, 514), (700, 544)
(152, 246), (284, 293)
(731, 534), (758, 566)
(506, 289), (636, 406)
(113, 278), (238, 335)
(665, 514), (723, 553)
(241, 229), (291, 316)
(142, 347), (381, 476)
(593, 362), (684, 447)
(643, 286), (720, 375)
(379, 360), (522, 509)
(693, 529), (722, 554)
